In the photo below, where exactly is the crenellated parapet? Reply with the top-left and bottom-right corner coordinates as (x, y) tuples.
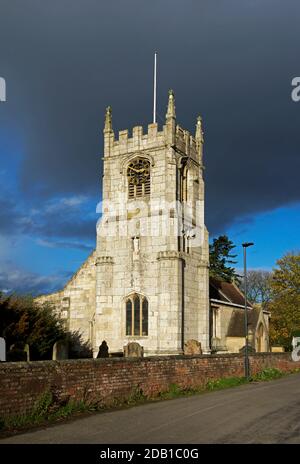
(104, 122), (166, 157)
(175, 125), (199, 162)
(103, 90), (203, 165)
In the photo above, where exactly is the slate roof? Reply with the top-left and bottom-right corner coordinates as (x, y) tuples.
(209, 277), (249, 307)
(209, 277), (258, 338)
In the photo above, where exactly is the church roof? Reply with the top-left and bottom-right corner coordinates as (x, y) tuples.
(209, 278), (263, 338)
(209, 277), (249, 307)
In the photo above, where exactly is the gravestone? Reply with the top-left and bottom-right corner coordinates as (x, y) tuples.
(52, 340), (69, 360)
(184, 339), (202, 355)
(0, 337), (6, 362)
(24, 344), (30, 361)
(7, 342), (27, 362)
(271, 346), (285, 353)
(239, 344), (256, 354)
(124, 342), (144, 358)
(97, 340), (109, 358)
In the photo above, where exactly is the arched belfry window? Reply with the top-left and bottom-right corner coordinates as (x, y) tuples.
(127, 158), (150, 198)
(180, 161), (188, 202)
(126, 294), (148, 336)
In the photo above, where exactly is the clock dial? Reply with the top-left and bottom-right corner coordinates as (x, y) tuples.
(127, 157), (151, 198)
(128, 158), (150, 185)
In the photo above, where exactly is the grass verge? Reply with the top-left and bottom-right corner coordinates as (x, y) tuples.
(1, 367), (299, 435)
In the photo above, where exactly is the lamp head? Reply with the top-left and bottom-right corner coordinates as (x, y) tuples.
(242, 242), (254, 248)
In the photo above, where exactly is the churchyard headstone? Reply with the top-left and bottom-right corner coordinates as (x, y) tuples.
(52, 340), (69, 360)
(0, 337), (6, 362)
(124, 342), (144, 358)
(184, 339), (202, 355)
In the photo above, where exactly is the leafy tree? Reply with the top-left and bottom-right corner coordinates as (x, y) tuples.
(240, 270), (272, 307)
(0, 294), (92, 360)
(269, 252), (300, 350)
(0, 294), (67, 359)
(67, 331), (93, 359)
(209, 235), (239, 282)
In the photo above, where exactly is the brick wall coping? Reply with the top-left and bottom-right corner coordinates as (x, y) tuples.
(0, 351), (292, 371)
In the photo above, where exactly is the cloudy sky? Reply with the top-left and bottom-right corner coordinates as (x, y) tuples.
(0, 0), (300, 294)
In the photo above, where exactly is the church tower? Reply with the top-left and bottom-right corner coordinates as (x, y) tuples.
(95, 91), (210, 355)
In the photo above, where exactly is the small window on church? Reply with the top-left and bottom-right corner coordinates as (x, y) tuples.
(126, 299), (132, 336)
(127, 158), (150, 199)
(180, 162), (188, 203)
(125, 294), (148, 336)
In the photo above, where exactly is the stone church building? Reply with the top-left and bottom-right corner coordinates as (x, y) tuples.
(36, 91), (270, 357)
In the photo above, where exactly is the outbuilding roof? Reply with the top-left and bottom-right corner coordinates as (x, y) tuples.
(209, 277), (249, 307)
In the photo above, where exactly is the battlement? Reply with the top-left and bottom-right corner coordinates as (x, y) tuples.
(104, 122), (166, 156)
(103, 91), (203, 161)
(104, 122), (198, 159)
(116, 122), (162, 144)
(175, 125), (197, 156)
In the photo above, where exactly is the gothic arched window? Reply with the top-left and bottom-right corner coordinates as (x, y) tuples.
(127, 158), (151, 199)
(180, 163), (188, 203)
(125, 294), (148, 336)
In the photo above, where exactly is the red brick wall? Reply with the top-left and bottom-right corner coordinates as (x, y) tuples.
(0, 353), (299, 419)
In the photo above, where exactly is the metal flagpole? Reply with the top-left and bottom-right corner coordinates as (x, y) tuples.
(153, 52), (157, 123)
(242, 242), (254, 379)
(243, 245), (249, 379)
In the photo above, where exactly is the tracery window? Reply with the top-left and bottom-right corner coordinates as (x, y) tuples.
(125, 294), (148, 336)
(127, 158), (150, 198)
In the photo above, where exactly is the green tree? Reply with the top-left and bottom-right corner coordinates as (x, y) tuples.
(269, 252), (300, 350)
(209, 235), (239, 282)
(0, 294), (67, 360)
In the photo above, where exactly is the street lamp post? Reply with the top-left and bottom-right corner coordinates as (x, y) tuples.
(242, 242), (254, 379)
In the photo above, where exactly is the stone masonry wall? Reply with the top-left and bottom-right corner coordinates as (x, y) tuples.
(35, 251), (96, 345)
(0, 353), (299, 419)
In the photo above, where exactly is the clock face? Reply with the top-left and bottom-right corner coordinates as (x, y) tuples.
(128, 158), (150, 185)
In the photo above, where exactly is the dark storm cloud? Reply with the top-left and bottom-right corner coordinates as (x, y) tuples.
(1, 0), (300, 235)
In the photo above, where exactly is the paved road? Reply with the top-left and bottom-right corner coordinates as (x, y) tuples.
(2, 373), (300, 444)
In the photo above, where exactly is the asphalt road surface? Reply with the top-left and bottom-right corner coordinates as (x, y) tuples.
(2, 373), (300, 444)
